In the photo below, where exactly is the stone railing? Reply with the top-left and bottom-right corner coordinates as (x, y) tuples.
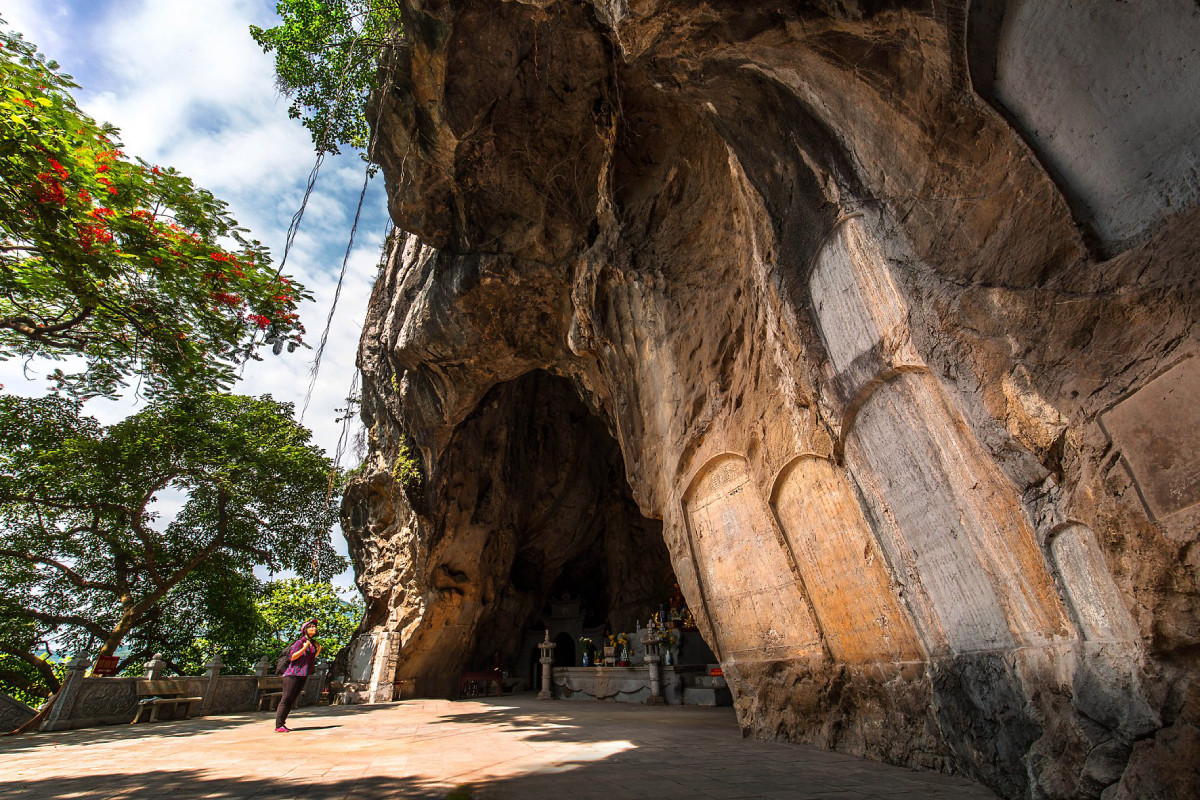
(39, 652), (328, 733)
(0, 689), (36, 731)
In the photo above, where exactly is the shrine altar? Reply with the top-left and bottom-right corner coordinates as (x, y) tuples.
(552, 664), (728, 705)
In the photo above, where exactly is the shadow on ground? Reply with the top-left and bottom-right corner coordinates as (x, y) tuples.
(0, 769), (452, 800)
(0, 697), (999, 800)
(0, 704), (371, 752)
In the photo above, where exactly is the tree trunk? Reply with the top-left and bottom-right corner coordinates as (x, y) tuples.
(95, 489), (229, 659)
(96, 603), (140, 659)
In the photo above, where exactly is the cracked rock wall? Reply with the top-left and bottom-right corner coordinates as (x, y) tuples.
(338, 2), (1200, 798)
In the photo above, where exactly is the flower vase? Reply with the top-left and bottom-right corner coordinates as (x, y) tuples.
(582, 650), (590, 667)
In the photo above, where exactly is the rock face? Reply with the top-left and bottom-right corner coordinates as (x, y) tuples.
(338, 2), (1200, 798)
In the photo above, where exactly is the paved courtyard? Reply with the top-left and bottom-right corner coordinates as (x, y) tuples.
(0, 695), (999, 799)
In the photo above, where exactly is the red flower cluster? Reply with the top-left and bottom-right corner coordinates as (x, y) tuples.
(33, 156), (70, 206)
(211, 292), (243, 307)
(34, 174), (67, 206)
(209, 252), (246, 278)
(77, 223), (113, 253)
(97, 176), (118, 195)
(247, 314), (271, 329)
(46, 158), (68, 178)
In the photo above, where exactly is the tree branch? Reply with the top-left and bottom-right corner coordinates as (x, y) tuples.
(0, 490), (134, 518)
(23, 610), (109, 640)
(0, 666), (50, 699)
(0, 548), (117, 592)
(130, 472), (178, 588)
(0, 305), (95, 346)
(0, 643), (59, 694)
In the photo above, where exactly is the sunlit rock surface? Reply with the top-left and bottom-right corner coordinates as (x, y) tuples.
(337, 2), (1200, 798)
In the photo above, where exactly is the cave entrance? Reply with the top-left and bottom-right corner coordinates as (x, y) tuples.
(445, 370), (687, 687)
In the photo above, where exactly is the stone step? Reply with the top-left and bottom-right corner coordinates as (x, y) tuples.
(683, 686), (733, 706)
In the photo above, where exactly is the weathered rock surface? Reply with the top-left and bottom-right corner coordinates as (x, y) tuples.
(337, 2), (1200, 798)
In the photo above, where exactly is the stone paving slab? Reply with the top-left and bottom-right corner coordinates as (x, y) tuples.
(0, 695), (999, 799)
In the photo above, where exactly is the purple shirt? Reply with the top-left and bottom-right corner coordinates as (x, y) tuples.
(283, 638), (316, 677)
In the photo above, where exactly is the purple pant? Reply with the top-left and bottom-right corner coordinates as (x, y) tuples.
(275, 675), (306, 727)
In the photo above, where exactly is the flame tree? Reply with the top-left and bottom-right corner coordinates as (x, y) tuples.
(0, 21), (309, 399)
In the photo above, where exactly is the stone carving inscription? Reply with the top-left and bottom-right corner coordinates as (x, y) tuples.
(1050, 523), (1138, 642)
(809, 218), (910, 376)
(846, 372), (1067, 653)
(1101, 357), (1200, 520)
(772, 457), (923, 663)
(684, 455), (822, 663)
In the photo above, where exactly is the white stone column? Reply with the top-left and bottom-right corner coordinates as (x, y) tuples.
(537, 630), (556, 700)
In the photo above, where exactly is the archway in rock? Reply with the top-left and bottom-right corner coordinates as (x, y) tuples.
(379, 370), (679, 696)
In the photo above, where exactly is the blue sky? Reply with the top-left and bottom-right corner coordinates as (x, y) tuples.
(1, 0), (392, 594)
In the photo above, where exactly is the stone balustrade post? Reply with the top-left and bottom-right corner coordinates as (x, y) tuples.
(144, 653), (166, 680)
(254, 656), (271, 678)
(201, 653), (224, 715)
(41, 655), (89, 732)
(537, 630), (556, 700)
(204, 653), (224, 680)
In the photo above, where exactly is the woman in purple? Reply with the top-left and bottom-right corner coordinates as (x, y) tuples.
(275, 618), (322, 732)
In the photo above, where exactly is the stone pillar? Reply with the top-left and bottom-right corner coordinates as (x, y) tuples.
(642, 633), (666, 705)
(537, 630), (556, 700)
(254, 656), (271, 678)
(367, 631), (400, 704)
(201, 653), (223, 716)
(144, 653), (166, 680)
(305, 659), (328, 706)
(40, 656), (89, 732)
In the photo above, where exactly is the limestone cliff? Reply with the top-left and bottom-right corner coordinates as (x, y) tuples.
(338, 2), (1200, 798)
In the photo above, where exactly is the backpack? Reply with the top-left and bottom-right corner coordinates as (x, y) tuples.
(275, 644), (292, 675)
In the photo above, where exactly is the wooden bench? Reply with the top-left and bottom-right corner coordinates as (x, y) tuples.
(255, 676), (284, 711)
(457, 671), (503, 698)
(131, 680), (203, 723)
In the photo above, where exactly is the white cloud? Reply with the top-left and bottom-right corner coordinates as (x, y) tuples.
(1, 0), (391, 591)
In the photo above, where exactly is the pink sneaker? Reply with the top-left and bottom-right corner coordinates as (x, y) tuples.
(275, 726), (290, 733)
